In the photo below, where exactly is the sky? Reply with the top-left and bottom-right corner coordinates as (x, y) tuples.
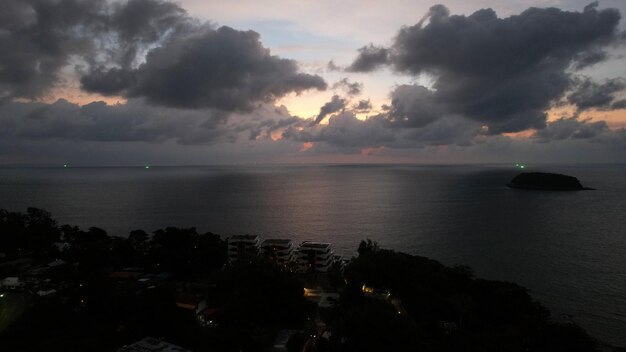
(1, 0), (626, 165)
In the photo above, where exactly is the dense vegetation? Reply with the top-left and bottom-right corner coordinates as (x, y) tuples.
(340, 240), (599, 352)
(0, 208), (312, 351)
(0, 208), (607, 351)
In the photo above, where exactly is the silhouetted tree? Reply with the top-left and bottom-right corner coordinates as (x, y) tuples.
(343, 242), (598, 352)
(357, 239), (379, 257)
(0, 207), (60, 259)
(214, 259), (314, 330)
(128, 229), (150, 252)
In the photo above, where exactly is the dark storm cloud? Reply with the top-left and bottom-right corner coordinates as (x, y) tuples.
(285, 112), (394, 149)
(568, 78), (626, 111)
(226, 105), (300, 141)
(0, 0), (326, 110)
(0, 0), (101, 100)
(400, 115), (481, 146)
(346, 44), (389, 72)
(348, 3), (624, 134)
(332, 78), (362, 96)
(611, 99), (626, 109)
(572, 50), (608, 70)
(81, 25), (327, 110)
(103, 0), (191, 69)
(284, 111), (481, 151)
(108, 0), (187, 44)
(533, 117), (609, 142)
(0, 97), (317, 150)
(0, 0), (191, 100)
(353, 99), (372, 112)
(391, 4), (619, 76)
(283, 92), (481, 150)
(386, 85), (444, 128)
(0, 99), (234, 145)
(311, 95), (346, 125)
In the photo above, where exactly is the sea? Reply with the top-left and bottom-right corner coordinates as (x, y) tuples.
(0, 164), (624, 345)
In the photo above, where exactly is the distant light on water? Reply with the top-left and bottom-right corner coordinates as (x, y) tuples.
(145, 165), (150, 169)
(63, 164), (68, 168)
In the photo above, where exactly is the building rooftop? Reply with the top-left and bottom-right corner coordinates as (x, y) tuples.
(299, 241), (331, 249)
(229, 234), (259, 241)
(262, 239), (292, 245)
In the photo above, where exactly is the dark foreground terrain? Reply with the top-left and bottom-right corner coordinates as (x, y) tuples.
(0, 208), (618, 351)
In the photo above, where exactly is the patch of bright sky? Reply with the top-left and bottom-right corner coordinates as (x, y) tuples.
(546, 101), (626, 130)
(44, 59), (126, 106)
(181, 0), (626, 44)
(236, 19), (360, 62)
(576, 48), (626, 82)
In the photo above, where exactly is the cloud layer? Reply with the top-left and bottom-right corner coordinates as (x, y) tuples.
(1, 0), (326, 110)
(1, 1), (625, 164)
(349, 3), (625, 134)
(81, 26), (327, 110)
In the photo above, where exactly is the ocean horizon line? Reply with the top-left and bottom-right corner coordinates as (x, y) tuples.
(1, 161), (625, 169)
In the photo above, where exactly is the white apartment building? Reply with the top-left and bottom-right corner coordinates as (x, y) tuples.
(261, 239), (295, 266)
(296, 241), (334, 273)
(227, 234), (260, 262)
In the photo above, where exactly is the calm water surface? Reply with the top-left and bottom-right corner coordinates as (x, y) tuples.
(0, 164), (624, 345)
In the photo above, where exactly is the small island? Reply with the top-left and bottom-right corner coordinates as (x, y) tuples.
(508, 172), (594, 191)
